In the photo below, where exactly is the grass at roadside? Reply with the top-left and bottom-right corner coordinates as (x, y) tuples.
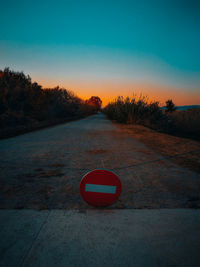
(103, 96), (200, 141)
(114, 122), (200, 173)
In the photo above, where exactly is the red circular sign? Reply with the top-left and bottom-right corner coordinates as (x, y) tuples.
(80, 169), (122, 207)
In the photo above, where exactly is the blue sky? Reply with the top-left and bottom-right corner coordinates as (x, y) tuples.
(0, 0), (199, 104)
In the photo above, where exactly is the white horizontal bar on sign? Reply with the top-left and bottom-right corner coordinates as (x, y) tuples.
(85, 184), (116, 194)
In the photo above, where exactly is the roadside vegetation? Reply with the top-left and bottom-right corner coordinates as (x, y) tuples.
(0, 68), (101, 139)
(103, 95), (200, 141)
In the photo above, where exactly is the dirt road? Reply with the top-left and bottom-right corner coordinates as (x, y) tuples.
(0, 113), (199, 209)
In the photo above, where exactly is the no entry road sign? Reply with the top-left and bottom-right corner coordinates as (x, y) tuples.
(80, 169), (122, 207)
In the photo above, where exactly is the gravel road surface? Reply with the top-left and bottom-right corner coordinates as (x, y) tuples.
(0, 113), (200, 209)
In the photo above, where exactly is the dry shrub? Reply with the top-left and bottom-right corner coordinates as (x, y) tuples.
(104, 95), (200, 140)
(103, 95), (174, 133)
(170, 109), (200, 140)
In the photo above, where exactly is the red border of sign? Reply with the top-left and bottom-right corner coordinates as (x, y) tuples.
(80, 169), (122, 207)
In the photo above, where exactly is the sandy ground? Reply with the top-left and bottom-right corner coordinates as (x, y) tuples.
(0, 113), (200, 209)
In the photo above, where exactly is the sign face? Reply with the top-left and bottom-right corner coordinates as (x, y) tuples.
(80, 169), (122, 207)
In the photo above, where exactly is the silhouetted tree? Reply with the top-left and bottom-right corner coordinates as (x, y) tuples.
(0, 68), (97, 130)
(165, 99), (177, 113)
(85, 96), (102, 111)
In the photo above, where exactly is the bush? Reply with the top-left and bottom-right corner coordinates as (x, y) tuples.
(170, 109), (200, 140)
(0, 68), (97, 134)
(104, 94), (200, 140)
(103, 95), (175, 133)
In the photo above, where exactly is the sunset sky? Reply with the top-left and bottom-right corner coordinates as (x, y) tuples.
(0, 0), (199, 106)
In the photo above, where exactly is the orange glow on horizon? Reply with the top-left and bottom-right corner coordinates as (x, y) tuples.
(35, 77), (200, 107)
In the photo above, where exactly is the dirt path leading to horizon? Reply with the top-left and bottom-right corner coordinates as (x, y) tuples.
(0, 113), (200, 209)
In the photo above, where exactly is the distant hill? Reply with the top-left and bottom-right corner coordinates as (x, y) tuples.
(161, 105), (200, 111)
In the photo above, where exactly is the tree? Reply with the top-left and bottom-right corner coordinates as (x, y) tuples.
(85, 96), (102, 111)
(0, 68), (98, 131)
(165, 99), (176, 113)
